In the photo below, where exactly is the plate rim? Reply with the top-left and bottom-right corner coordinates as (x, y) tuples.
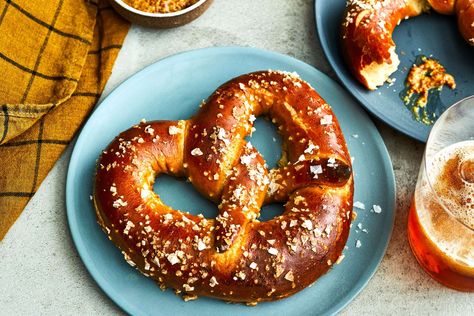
(66, 46), (396, 316)
(314, 0), (428, 142)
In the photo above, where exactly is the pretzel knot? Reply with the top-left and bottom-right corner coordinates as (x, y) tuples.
(94, 71), (354, 303)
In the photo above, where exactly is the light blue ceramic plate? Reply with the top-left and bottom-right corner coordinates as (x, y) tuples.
(316, 0), (474, 142)
(66, 47), (396, 316)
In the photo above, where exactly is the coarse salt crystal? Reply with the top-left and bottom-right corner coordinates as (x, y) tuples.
(167, 253), (181, 265)
(302, 219), (313, 230)
(240, 155), (252, 165)
(113, 198), (127, 208)
(123, 221), (135, 235)
(284, 271), (294, 282)
(191, 148), (203, 156)
(372, 205), (382, 213)
(236, 271), (246, 280)
(197, 240), (206, 251)
(209, 276), (218, 287)
(268, 247), (278, 255)
(168, 126), (180, 135)
(144, 125), (154, 135)
(268, 181), (280, 195)
(353, 201), (365, 209)
(183, 284), (194, 292)
(304, 141), (319, 154)
(325, 225), (332, 235)
(320, 115), (333, 125)
(310, 165), (323, 178)
(141, 189), (150, 199)
(217, 128), (229, 145)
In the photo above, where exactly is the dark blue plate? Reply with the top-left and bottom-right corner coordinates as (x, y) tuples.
(316, 0), (474, 142)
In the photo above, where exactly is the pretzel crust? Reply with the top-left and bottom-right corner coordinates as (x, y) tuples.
(341, 0), (474, 90)
(93, 71), (353, 303)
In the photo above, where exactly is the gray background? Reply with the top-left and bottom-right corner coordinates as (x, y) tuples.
(0, 0), (472, 315)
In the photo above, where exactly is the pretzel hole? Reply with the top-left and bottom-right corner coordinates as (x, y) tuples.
(247, 116), (287, 221)
(259, 203), (286, 221)
(246, 116), (283, 169)
(153, 174), (218, 218)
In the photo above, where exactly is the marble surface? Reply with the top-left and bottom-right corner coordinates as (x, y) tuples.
(0, 0), (472, 315)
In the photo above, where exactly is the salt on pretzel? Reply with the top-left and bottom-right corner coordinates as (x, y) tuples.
(341, 0), (474, 90)
(93, 71), (353, 303)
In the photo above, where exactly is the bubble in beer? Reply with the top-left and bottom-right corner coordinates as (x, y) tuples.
(429, 141), (474, 230)
(460, 159), (474, 184)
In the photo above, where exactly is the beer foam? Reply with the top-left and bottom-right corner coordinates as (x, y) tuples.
(428, 140), (474, 230)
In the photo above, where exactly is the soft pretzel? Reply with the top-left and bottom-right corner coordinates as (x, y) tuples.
(93, 71), (354, 304)
(341, 0), (474, 90)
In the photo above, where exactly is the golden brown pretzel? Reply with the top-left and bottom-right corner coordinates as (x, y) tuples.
(341, 0), (474, 90)
(456, 0), (474, 43)
(93, 71), (354, 304)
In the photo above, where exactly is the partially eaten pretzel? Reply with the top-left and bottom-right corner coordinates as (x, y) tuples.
(93, 71), (354, 304)
(341, 0), (474, 90)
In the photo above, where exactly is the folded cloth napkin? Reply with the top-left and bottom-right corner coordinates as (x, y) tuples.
(0, 0), (130, 240)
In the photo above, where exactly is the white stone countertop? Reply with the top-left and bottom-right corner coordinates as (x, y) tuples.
(0, 0), (472, 315)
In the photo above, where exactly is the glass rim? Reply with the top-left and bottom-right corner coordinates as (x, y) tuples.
(423, 95), (474, 232)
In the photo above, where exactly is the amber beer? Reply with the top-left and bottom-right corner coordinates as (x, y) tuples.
(408, 140), (474, 291)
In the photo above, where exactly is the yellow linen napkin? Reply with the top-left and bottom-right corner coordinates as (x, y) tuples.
(0, 0), (130, 240)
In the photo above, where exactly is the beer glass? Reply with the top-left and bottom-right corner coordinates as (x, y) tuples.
(408, 96), (474, 291)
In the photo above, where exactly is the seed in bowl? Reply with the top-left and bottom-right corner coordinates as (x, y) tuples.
(123, 0), (199, 13)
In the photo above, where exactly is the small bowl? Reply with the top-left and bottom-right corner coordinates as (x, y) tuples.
(110, 0), (213, 28)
